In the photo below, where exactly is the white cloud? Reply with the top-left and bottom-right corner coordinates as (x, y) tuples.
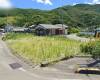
(32, 0), (52, 5)
(87, 0), (100, 4)
(92, 0), (100, 4)
(0, 0), (12, 9)
(72, 3), (78, 6)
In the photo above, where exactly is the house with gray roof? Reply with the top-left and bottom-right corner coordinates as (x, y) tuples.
(13, 27), (27, 32)
(34, 24), (68, 36)
(4, 24), (13, 32)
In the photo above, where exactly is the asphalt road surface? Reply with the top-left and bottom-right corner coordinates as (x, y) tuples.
(0, 37), (100, 80)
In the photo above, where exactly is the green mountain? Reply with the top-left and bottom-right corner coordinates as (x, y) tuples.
(0, 4), (100, 29)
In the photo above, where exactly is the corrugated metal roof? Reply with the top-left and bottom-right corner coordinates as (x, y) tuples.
(55, 24), (68, 28)
(29, 25), (35, 28)
(38, 24), (68, 29)
(13, 27), (27, 31)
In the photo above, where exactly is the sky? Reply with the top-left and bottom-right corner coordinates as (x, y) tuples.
(0, 0), (100, 10)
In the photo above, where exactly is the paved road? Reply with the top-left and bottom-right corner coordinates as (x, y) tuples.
(66, 34), (95, 42)
(0, 38), (40, 80)
(0, 37), (99, 80)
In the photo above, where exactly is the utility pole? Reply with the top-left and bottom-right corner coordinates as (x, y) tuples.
(6, 8), (9, 27)
(6, 9), (8, 26)
(61, 10), (64, 29)
(60, 0), (65, 34)
(5, 9), (9, 32)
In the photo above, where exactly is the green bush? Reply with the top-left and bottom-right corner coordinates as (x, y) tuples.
(68, 28), (80, 34)
(81, 41), (100, 59)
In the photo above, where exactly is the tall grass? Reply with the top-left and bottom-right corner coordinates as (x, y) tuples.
(4, 33), (81, 64)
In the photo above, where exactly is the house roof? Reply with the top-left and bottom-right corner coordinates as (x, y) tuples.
(36, 24), (68, 29)
(13, 27), (27, 32)
(55, 24), (68, 28)
(29, 25), (35, 28)
(5, 24), (13, 29)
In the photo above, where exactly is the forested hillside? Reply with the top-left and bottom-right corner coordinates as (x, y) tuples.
(0, 4), (100, 29)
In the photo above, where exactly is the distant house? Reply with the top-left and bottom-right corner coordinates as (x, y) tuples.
(4, 24), (13, 32)
(34, 24), (68, 36)
(55, 24), (68, 35)
(95, 28), (100, 38)
(4, 24), (28, 33)
(26, 25), (35, 33)
(13, 27), (27, 32)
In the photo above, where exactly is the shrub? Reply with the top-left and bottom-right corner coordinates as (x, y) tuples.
(68, 28), (80, 34)
(80, 40), (100, 59)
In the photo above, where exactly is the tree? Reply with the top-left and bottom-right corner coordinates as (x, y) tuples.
(0, 4), (100, 28)
(0, 18), (6, 28)
(68, 27), (80, 34)
(32, 15), (45, 25)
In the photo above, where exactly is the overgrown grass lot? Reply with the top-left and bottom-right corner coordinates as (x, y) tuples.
(3, 33), (81, 64)
(81, 40), (100, 59)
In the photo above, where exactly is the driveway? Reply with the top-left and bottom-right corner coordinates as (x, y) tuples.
(66, 34), (95, 42)
(0, 37), (99, 80)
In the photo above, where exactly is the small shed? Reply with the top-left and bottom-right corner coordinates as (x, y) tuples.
(35, 24), (68, 36)
(95, 28), (100, 38)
